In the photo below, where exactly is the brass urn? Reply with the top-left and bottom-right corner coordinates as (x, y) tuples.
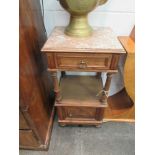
(58, 0), (108, 37)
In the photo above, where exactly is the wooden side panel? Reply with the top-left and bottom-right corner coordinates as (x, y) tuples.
(110, 54), (121, 70)
(46, 53), (56, 69)
(19, 0), (54, 149)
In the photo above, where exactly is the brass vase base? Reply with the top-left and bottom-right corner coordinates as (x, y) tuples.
(59, 0), (108, 38)
(65, 15), (93, 37)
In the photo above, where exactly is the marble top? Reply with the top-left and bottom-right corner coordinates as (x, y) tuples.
(42, 27), (125, 53)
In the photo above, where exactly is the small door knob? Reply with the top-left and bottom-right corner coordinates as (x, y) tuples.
(79, 60), (87, 69)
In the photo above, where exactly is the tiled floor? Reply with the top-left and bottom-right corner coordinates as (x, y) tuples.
(20, 117), (135, 155)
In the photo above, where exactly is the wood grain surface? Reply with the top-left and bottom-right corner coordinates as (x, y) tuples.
(19, 0), (55, 150)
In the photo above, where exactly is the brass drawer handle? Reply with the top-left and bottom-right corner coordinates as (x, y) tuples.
(79, 60), (87, 69)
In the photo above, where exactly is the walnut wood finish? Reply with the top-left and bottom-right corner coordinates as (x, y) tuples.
(42, 27), (125, 126)
(55, 76), (106, 126)
(59, 120), (102, 126)
(19, 0), (54, 150)
(46, 52), (120, 72)
(58, 76), (107, 107)
(100, 73), (113, 104)
(19, 111), (30, 129)
(51, 71), (61, 102)
(19, 130), (40, 148)
(55, 53), (112, 70)
(63, 107), (97, 119)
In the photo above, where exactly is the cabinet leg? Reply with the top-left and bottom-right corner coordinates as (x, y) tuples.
(100, 73), (113, 104)
(61, 71), (66, 78)
(96, 72), (101, 78)
(51, 71), (62, 102)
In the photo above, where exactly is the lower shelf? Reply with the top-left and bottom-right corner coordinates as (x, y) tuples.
(59, 75), (107, 107)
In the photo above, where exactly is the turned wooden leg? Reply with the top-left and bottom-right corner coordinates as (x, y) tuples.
(61, 71), (66, 78)
(51, 71), (61, 102)
(100, 73), (113, 104)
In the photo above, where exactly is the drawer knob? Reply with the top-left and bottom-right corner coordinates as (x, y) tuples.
(79, 60), (87, 69)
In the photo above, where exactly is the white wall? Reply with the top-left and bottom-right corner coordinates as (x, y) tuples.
(41, 0), (135, 36)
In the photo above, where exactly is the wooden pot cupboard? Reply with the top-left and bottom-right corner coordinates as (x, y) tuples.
(42, 27), (126, 127)
(19, 0), (134, 150)
(19, 0), (54, 150)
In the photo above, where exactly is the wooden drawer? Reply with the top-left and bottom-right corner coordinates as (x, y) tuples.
(19, 130), (40, 148)
(55, 53), (112, 70)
